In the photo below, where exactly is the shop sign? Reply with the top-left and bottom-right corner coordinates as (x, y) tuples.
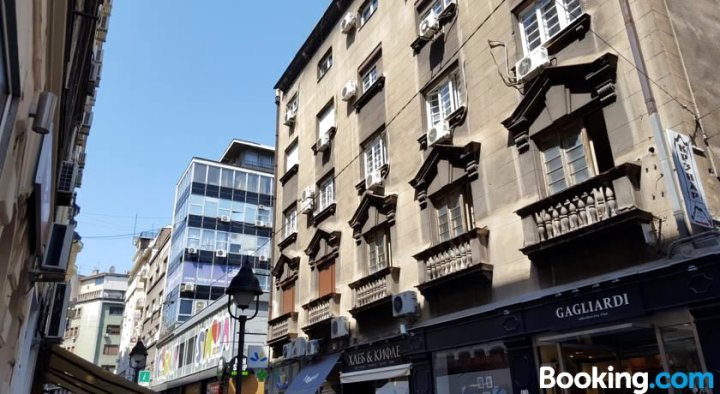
(667, 129), (713, 228)
(344, 341), (405, 372)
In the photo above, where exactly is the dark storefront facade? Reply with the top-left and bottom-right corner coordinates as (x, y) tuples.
(406, 250), (720, 394)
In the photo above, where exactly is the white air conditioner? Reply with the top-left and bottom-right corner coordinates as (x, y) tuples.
(153, 304), (160, 312)
(419, 13), (440, 39)
(331, 316), (349, 339)
(341, 80), (358, 101)
(515, 46), (550, 83)
(306, 339), (320, 356)
(365, 169), (383, 189)
(427, 122), (451, 146)
(216, 249), (227, 258)
(195, 301), (206, 313)
(180, 283), (195, 293)
(340, 12), (357, 33)
(186, 247), (197, 255)
(300, 187), (315, 214)
(57, 160), (78, 195)
(282, 343), (293, 359)
(254, 220), (266, 228)
(219, 215), (231, 223)
(291, 338), (307, 358)
(41, 222), (75, 273)
(301, 186), (315, 201)
(43, 283), (71, 341)
(392, 291), (418, 317)
(284, 108), (297, 125)
(316, 133), (331, 152)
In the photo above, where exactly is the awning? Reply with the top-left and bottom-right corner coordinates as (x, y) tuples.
(340, 363), (411, 384)
(286, 353), (341, 394)
(43, 345), (156, 394)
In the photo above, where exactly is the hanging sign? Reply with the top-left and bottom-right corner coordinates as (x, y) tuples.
(667, 129), (713, 228)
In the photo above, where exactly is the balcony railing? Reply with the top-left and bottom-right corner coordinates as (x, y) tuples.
(267, 313), (298, 344)
(349, 267), (400, 310)
(517, 163), (648, 254)
(302, 294), (340, 328)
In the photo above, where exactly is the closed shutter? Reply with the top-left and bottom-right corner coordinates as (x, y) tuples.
(282, 285), (295, 315)
(318, 263), (336, 297)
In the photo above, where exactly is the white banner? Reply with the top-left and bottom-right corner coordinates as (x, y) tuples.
(666, 129), (713, 228)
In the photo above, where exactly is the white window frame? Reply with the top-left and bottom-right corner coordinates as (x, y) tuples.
(518, 0), (582, 54)
(318, 104), (336, 139)
(363, 134), (387, 176)
(539, 127), (595, 195)
(286, 95), (298, 114)
(361, 65), (379, 92)
(283, 208), (297, 239)
(285, 142), (299, 171)
(426, 72), (461, 129)
(318, 50), (333, 79)
(359, 0), (379, 26)
(422, 0), (455, 20)
(436, 192), (465, 243)
(316, 177), (335, 213)
(366, 231), (389, 275)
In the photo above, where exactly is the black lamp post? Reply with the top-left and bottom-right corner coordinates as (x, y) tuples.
(226, 263), (263, 393)
(129, 340), (148, 383)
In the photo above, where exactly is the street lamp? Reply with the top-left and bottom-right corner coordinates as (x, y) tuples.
(129, 340), (148, 383)
(226, 263), (263, 393)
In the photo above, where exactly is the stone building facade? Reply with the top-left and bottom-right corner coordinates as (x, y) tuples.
(268, 0), (720, 393)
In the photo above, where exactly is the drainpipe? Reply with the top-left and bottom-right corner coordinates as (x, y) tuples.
(270, 89), (281, 323)
(619, 0), (689, 237)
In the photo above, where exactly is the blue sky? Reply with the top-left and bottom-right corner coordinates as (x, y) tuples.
(75, 1), (329, 275)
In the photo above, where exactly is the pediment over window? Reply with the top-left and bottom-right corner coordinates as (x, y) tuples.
(409, 142), (481, 208)
(305, 229), (341, 268)
(502, 53), (618, 152)
(272, 253), (300, 287)
(348, 193), (398, 243)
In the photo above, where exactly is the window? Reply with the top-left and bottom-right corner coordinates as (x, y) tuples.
(187, 228), (200, 250)
(105, 325), (121, 335)
(221, 169), (233, 188)
(179, 299), (193, 315)
(103, 345), (119, 355)
(247, 173), (259, 193)
(359, 0), (378, 26)
(317, 103), (336, 139)
(193, 164), (207, 183)
(178, 342), (186, 367)
(316, 177), (335, 213)
(287, 95), (298, 117)
(318, 263), (336, 297)
(281, 285), (295, 315)
(109, 307), (123, 315)
(539, 128), (593, 194)
(361, 65), (379, 92)
(426, 72), (462, 128)
(436, 192), (466, 242)
(285, 142), (299, 172)
(423, 0), (455, 19)
(283, 208), (297, 239)
(367, 231), (389, 274)
(207, 166), (220, 186)
(95, 277), (104, 285)
(186, 337), (195, 366)
(318, 49), (333, 79)
(519, 0), (582, 53)
(257, 206), (271, 224)
(433, 343), (514, 394)
(363, 133), (387, 176)
(260, 176), (273, 195)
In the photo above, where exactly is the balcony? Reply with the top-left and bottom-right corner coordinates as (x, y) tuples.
(302, 293), (340, 338)
(414, 227), (492, 297)
(267, 312), (299, 345)
(348, 267), (400, 319)
(517, 163), (652, 262)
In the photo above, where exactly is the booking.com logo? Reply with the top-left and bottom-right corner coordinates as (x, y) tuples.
(540, 366), (714, 394)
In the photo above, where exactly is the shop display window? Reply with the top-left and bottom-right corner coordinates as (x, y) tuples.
(433, 342), (513, 394)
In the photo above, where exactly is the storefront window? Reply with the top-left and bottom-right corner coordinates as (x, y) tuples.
(660, 324), (706, 392)
(433, 342), (513, 394)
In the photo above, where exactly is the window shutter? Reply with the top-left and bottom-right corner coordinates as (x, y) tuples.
(282, 286), (295, 315)
(318, 263), (335, 296)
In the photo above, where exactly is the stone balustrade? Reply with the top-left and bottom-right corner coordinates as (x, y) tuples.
(349, 267), (399, 309)
(268, 313), (297, 343)
(302, 294), (340, 327)
(413, 227), (489, 286)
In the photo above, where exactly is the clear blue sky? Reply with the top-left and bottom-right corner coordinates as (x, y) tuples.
(76, 1), (329, 275)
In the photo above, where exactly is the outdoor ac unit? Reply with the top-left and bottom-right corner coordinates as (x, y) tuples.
(57, 160), (78, 195)
(316, 133), (331, 152)
(254, 220), (266, 228)
(44, 283), (71, 341)
(186, 247), (197, 255)
(515, 46), (550, 83)
(195, 301), (206, 313)
(291, 338), (307, 358)
(392, 291), (418, 317)
(180, 283), (195, 293)
(365, 169), (383, 189)
(153, 304), (160, 312)
(80, 111), (93, 134)
(282, 343), (293, 359)
(331, 316), (349, 339)
(284, 108), (297, 125)
(219, 215), (231, 223)
(41, 222), (75, 272)
(300, 187), (315, 214)
(306, 339), (320, 356)
(341, 80), (357, 101)
(216, 249), (227, 258)
(419, 13), (440, 39)
(340, 12), (357, 33)
(427, 122), (451, 146)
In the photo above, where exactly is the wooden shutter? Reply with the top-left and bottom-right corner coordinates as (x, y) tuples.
(282, 285), (295, 315)
(318, 263), (336, 297)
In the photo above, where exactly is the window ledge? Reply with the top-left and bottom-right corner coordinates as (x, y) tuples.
(355, 163), (389, 195)
(311, 126), (337, 155)
(312, 203), (336, 226)
(279, 164), (299, 185)
(410, 3), (457, 54)
(413, 226), (489, 261)
(277, 232), (297, 250)
(543, 13), (591, 56)
(353, 75), (386, 111)
(446, 105), (467, 129)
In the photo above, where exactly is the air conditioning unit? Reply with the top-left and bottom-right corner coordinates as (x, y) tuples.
(306, 339), (320, 356)
(180, 283), (195, 293)
(216, 249), (227, 258)
(427, 122), (451, 146)
(316, 133), (331, 152)
(515, 46), (550, 83)
(300, 186), (315, 214)
(340, 12), (357, 33)
(331, 316), (349, 339)
(291, 338), (307, 358)
(219, 215), (231, 223)
(41, 222), (75, 272)
(43, 283), (71, 341)
(282, 343), (293, 359)
(392, 291), (418, 317)
(341, 80), (357, 101)
(186, 247), (197, 255)
(254, 220), (266, 228)
(57, 160), (78, 195)
(195, 301), (206, 313)
(80, 111), (93, 134)
(419, 13), (440, 39)
(365, 169), (383, 189)
(284, 108), (297, 125)
(153, 304), (160, 312)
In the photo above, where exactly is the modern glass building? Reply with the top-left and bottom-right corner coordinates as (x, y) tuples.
(162, 140), (274, 331)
